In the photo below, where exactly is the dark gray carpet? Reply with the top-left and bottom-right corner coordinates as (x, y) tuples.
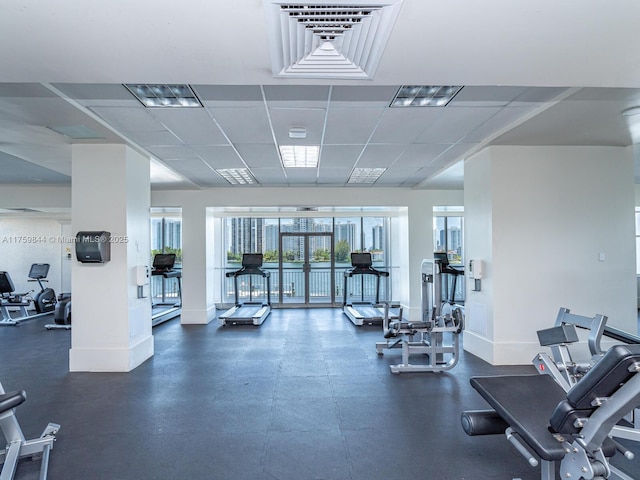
(1, 308), (638, 479)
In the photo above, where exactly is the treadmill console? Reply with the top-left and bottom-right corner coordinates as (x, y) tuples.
(242, 253), (264, 268)
(351, 252), (372, 268)
(152, 254), (177, 273)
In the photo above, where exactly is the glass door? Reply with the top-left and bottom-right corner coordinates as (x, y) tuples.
(279, 232), (334, 306)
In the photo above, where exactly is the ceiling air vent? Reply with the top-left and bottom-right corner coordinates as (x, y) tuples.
(263, 1), (404, 79)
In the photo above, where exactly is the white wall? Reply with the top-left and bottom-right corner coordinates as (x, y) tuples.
(465, 145), (636, 365)
(0, 218), (68, 298)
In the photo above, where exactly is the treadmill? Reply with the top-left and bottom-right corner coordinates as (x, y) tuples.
(433, 252), (465, 318)
(342, 252), (400, 326)
(219, 253), (271, 326)
(151, 253), (182, 326)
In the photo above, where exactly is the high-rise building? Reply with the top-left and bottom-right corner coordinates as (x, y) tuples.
(334, 222), (357, 251)
(230, 218), (264, 254)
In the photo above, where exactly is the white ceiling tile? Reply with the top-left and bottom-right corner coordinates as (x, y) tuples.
(210, 107), (273, 143)
(284, 168), (318, 184)
(150, 108), (228, 145)
(192, 145), (245, 169)
(127, 130), (182, 147)
(91, 106), (163, 132)
(356, 144), (407, 167)
(324, 107), (384, 144)
(416, 106), (502, 143)
(268, 108), (326, 144)
(370, 108), (441, 143)
(393, 144), (452, 167)
(451, 86), (528, 105)
(319, 145), (364, 168)
(146, 145), (201, 160)
(465, 105), (538, 142)
(318, 167), (351, 184)
(251, 167), (287, 184)
(193, 85), (263, 102)
(235, 144), (281, 168)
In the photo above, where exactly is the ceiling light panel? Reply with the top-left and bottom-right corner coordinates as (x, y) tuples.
(215, 168), (257, 185)
(124, 84), (203, 108)
(391, 85), (463, 107)
(279, 145), (319, 167)
(264, 0), (404, 79)
(348, 167), (386, 184)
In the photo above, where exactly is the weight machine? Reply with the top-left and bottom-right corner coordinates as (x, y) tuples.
(375, 257), (463, 373)
(0, 381), (60, 480)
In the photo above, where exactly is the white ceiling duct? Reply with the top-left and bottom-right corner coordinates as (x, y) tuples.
(263, 1), (404, 79)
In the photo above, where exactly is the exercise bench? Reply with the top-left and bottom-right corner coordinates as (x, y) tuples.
(0, 383), (60, 480)
(462, 344), (640, 479)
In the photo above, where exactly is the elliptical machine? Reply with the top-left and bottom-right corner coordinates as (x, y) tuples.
(28, 264), (57, 314)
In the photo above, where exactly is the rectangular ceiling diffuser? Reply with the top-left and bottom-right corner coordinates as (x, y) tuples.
(263, 0), (404, 79)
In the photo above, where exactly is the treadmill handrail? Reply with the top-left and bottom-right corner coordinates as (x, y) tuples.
(226, 265), (271, 306)
(343, 266), (389, 277)
(226, 266), (270, 278)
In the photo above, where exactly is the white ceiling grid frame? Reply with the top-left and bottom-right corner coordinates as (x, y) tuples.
(264, 0), (404, 79)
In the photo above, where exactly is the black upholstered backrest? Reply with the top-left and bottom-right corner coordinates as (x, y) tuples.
(0, 271), (15, 294)
(550, 344), (640, 433)
(567, 344), (640, 409)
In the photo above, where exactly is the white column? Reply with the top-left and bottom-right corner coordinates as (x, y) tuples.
(179, 203), (215, 324)
(69, 144), (153, 372)
(464, 145), (636, 365)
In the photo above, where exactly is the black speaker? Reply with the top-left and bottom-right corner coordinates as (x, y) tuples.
(75, 231), (111, 263)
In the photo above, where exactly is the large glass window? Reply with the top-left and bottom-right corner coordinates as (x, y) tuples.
(220, 215), (393, 306)
(434, 208), (464, 303)
(150, 211), (182, 304)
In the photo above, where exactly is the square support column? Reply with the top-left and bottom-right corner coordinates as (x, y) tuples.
(69, 144), (153, 372)
(179, 204), (215, 324)
(464, 145), (636, 365)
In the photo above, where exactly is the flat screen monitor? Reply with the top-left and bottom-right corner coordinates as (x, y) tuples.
(28, 263), (50, 279)
(351, 252), (372, 268)
(242, 253), (263, 268)
(153, 253), (176, 270)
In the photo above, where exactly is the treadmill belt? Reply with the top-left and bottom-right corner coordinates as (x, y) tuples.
(228, 305), (263, 318)
(353, 305), (383, 319)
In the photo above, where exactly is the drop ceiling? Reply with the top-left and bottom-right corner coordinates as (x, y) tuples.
(0, 0), (639, 190)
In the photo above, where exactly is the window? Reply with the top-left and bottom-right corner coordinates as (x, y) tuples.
(150, 211), (182, 303)
(434, 207), (464, 303)
(220, 214), (393, 305)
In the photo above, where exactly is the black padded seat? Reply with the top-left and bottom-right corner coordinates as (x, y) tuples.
(0, 390), (26, 414)
(470, 375), (570, 461)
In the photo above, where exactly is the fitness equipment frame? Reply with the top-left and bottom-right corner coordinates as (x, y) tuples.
(150, 253), (182, 326)
(219, 253), (271, 326)
(375, 258), (463, 373)
(533, 308), (640, 479)
(0, 381), (60, 480)
(45, 293), (71, 331)
(462, 344), (640, 480)
(342, 252), (400, 326)
(0, 267), (56, 326)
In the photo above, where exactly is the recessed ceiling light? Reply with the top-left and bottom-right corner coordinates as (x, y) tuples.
(150, 158), (184, 184)
(279, 145), (319, 168)
(124, 84), (203, 108)
(216, 168), (257, 185)
(348, 168), (386, 184)
(390, 85), (463, 107)
(622, 106), (640, 117)
(289, 128), (307, 139)
(47, 124), (105, 139)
